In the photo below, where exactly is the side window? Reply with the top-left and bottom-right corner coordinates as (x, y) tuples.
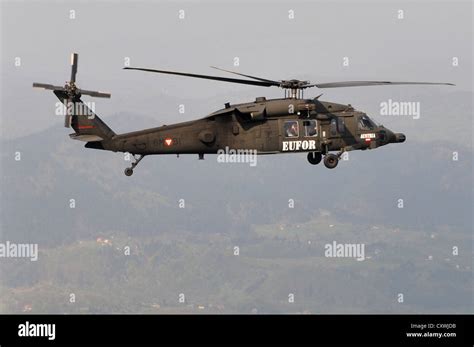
(337, 117), (345, 133)
(284, 120), (299, 137)
(330, 118), (337, 136)
(303, 120), (317, 137)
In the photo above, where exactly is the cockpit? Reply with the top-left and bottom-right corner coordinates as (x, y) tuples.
(358, 115), (377, 130)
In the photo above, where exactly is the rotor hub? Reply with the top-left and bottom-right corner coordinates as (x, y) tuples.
(280, 79), (311, 89)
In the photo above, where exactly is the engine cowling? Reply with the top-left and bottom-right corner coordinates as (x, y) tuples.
(236, 104), (266, 121)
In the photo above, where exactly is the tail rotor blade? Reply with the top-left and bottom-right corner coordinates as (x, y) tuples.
(70, 53), (78, 83)
(64, 114), (72, 128)
(64, 94), (73, 128)
(78, 89), (111, 98)
(32, 83), (66, 91)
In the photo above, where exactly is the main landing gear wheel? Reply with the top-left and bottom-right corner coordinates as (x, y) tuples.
(324, 153), (339, 169)
(124, 154), (145, 176)
(307, 152), (322, 165)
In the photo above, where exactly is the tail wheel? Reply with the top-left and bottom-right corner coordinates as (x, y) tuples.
(124, 168), (134, 176)
(307, 152), (322, 165)
(323, 154), (339, 169)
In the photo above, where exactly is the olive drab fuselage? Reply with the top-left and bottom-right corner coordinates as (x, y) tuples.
(33, 53), (446, 175)
(99, 97), (402, 156)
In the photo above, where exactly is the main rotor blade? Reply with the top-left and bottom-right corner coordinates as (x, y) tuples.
(209, 66), (279, 84)
(314, 81), (455, 88)
(32, 83), (66, 91)
(70, 53), (78, 83)
(123, 67), (276, 87)
(78, 89), (111, 98)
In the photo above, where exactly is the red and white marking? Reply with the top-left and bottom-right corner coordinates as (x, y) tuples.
(360, 133), (376, 139)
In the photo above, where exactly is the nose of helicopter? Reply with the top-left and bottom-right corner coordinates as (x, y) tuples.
(393, 133), (406, 143)
(380, 128), (406, 144)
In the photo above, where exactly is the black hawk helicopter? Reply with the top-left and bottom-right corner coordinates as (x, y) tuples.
(33, 54), (453, 176)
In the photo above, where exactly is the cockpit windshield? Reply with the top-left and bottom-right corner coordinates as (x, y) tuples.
(358, 115), (376, 130)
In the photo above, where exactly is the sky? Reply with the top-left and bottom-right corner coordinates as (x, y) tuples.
(0, 0), (472, 139)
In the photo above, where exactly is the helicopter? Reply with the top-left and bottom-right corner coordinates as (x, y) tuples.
(33, 53), (453, 176)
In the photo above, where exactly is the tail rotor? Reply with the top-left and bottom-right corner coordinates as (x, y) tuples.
(33, 53), (111, 128)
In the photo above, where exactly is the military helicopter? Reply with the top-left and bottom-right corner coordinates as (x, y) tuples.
(33, 53), (453, 176)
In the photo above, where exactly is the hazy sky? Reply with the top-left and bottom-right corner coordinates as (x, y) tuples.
(1, 0), (472, 139)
